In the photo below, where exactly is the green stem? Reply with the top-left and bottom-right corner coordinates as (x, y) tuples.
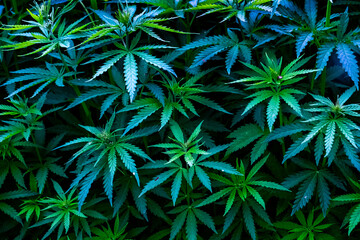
(326, 0), (332, 27)
(57, 46), (93, 125)
(79, 0), (96, 27)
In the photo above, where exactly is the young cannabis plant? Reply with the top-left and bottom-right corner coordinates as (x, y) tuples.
(139, 121), (240, 205)
(1, 1), (88, 58)
(84, 215), (129, 240)
(282, 158), (346, 216)
(278, 0), (338, 58)
(231, 54), (318, 130)
(178, 29), (252, 73)
(274, 209), (335, 240)
(197, 155), (289, 240)
(58, 113), (155, 207)
(118, 69), (232, 134)
(268, 86), (360, 169)
(0, 190), (37, 224)
(168, 199), (217, 240)
(0, 94), (60, 143)
(34, 181), (87, 239)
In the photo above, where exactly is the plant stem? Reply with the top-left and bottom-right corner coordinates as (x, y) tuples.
(79, 0), (96, 27)
(57, 47), (93, 125)
(326, 0), (332, 27)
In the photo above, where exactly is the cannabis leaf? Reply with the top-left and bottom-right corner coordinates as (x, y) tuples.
(57, 113), (155, 207)
(231, 54), (317, 130)
(282, 158), (346, 216)
(197, 155), (289, 240)
(268, 86), (360, 169)
(178, 29), (252, 73)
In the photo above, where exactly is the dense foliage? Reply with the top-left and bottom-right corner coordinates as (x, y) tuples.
(1, 0), (360, 239)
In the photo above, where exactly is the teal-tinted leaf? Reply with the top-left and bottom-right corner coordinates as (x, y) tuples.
(341, 138), (360, 171)
(160, 104), (173, 130)
(315, 43), (335, 79)
(198, 161), (241, 175)
(186, 210), (197, 240)
(171, 171), (182, 206)
(0, 202), (22, 223)
(91, 53), (126, 80)
(296, 32), (313, 57)
(252, 181), (290, 191)
(243, 202), (256, 240)
(304, 0), (317, 28)
(169, 120), (184, 143)
(170, 210), (187, 240)
(139, 169), (177, 197)
(291, 175), (317, 215)
(134, 51), (176, 76)
(317, 175), (330, 217)
(314, 133), (324, 165)
(123, 104), (161, 135)
(188, 95), (231, 114)
(195, 166), (211, 192)
(267, 94), (280, 130)
(193, 208), (217, 233)
(36, 167), (48, 194)
(336, 43), (359, 88)
(225, 45), (239, 74)
(324, 121), (335, 157)
(349, 204), (360, 235)
(124, 53), (138, 102)
(197, 187), (232, 208)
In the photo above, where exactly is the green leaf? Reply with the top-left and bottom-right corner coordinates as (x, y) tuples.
(193, 208), (217, 233)
(124, 53), (138, 102)
(160, 104), (173, 130)
(123, 104), (161, 135)
(139, 169), (178, 197)
(315, 43), (335, 79)
(171, 171), (182, 206)
(252, 181), (290, 191)
(195, 166), (211, 192)
(349, 204), (360, 235)
(267, 94), (280, 130)
(170, 210), (187, 240)
(247, 186), (266, 209)
(0, 202), (22, 223)
(317, 175), (330, 217)
(243, 202), (256, 240)
(188, 95), (231, 114)
(134, 51), (176, 76)
(336, 43), (359, 88)
(169, 120), (184, 143)
(324, 121), (336, 157)
(186, 210), (197, 240)
(197, 187), (232, 208)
